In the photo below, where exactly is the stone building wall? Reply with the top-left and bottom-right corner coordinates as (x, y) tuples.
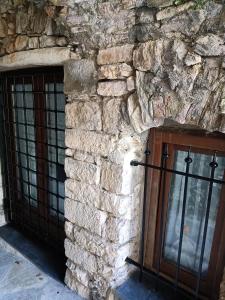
(0, 0), (225, 299)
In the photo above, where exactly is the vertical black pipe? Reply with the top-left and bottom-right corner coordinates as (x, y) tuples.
(175, 149), (192, 291)
(139, 148), (151, 282)
(195, 154), (218, 299)
(156, 143), (169, 290)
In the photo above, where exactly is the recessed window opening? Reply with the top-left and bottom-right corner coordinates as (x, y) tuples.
(0, 67), (66, 254)
(128, 128), (225, 300)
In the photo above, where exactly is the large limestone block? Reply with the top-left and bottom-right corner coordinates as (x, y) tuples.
(0, 48), (77, 72)
(65, 269), (90, 299)
(66, 101), (102, 130)
(65, 129), (116, 156)
(65, 199), (107, 236)
(65, 239), (97, 273)
(15, 35), (28, 51)
(194, 34), (225, 56)
(100, 191), (131, 218)
(103, 98), (123, 134)
(156, 2), (194, 20)
(64, 59), (97, 94)
(66, 259), (89, 288)
(133, 39), (168, 72)
(65, 179), (101, 207)
(97, 81), (127, 97)
(65, 157), (100, 185)
(98, 63), (133, 80)
(101, 161), (123, 194)
(97, 44), (134, 65)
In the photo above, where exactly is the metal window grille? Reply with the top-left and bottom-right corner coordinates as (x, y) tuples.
(0, 67), (66, 252)
(127, 139), (225, 300)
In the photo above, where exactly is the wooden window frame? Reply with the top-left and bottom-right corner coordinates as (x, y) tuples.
(2, 67), (65, 251)
(144, 127), (225, 299)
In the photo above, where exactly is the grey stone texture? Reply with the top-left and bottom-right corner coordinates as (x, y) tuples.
(1, 0), (225, 300)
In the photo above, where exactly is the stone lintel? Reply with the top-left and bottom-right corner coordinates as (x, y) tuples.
(0, 47), (79, 72)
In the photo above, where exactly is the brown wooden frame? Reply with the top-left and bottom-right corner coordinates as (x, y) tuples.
(144, 127), (225, 299)
(2, 67), (65, 251)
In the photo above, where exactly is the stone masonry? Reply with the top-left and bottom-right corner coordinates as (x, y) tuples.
(0, 0), (225, 299)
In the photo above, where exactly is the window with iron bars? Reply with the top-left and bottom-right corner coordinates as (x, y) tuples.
(128, 127), (225, 300)
(0, 67), (66, 252)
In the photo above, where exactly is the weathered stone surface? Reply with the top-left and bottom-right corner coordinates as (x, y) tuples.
(66, 101), (102, 130)
(127, 76), (135, 91)
(65, 221), (74, 241)
(103, 98), (123, 134)
(66, 260), (89, 288)
(97, 81), (127, 97)
(136, 7), (155, 24)
(65, 157), (100, 185)
(104, 217), (137, 244)
(101, 161), (123, 194)
(64, 59), (97, 94)
(15, 35), (28, 51)
(0, 48), (75, 72)
(194, 34), (225, 56)
(28, 37), (39, 49)
(184, 52), (202, 66)
(65, 199), (107, 236)
(98, 63), (133, 80)
(0, 17), (7, 37)
(156, 2), (194, 20)
(100, 191), (131, 218)
(65, 269), (90, 299)
(65, 129), (116, 156)
(133, 39), (169, 72)
(39, 35), (56, 48)
(65, 179), (100, 207)
(161, 9), (206, 37)
(97, 44), (134, 65)
(147, 0), (173, 8)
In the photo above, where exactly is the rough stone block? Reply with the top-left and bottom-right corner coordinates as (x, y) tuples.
(98, 63), (133, 80)
(28, 37), (39, 49)
(184, 52), (202, 66)
(97, 81), (127, 97)
(65, 239), (97, 274)
(15, 35), (28, 51)
(104, 217), (136, 244)
(39, 36), (56, 48)
(194, 34), (225, 56)
(65, 268), (90, 299)
(65, 129), (116, 156)
(64, 59), (97, 94)
(66, 259), (89, 287)
(65, 179), (101, 208)
(100, 191), (131, 218)
(156, 2), (194, 20)
(103, 98), (123, 134)
(65, 199), (107, 236)
(101, 161), (123, 194)
(65, 221), (74, 241)
(66, 101), (102, 130)
(65, 157), (100, 185)
(97, 44), (134, 65)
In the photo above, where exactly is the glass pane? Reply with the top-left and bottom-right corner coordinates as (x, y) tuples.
(163, 150), (225, 274)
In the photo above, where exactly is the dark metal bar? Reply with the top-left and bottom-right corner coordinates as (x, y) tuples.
(139, 149), (151, 281)
(130, 160), (225, 185)
(156, 144), (168, 289)
(195, 154), (218, 298)
(175, 149), (193, 290)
